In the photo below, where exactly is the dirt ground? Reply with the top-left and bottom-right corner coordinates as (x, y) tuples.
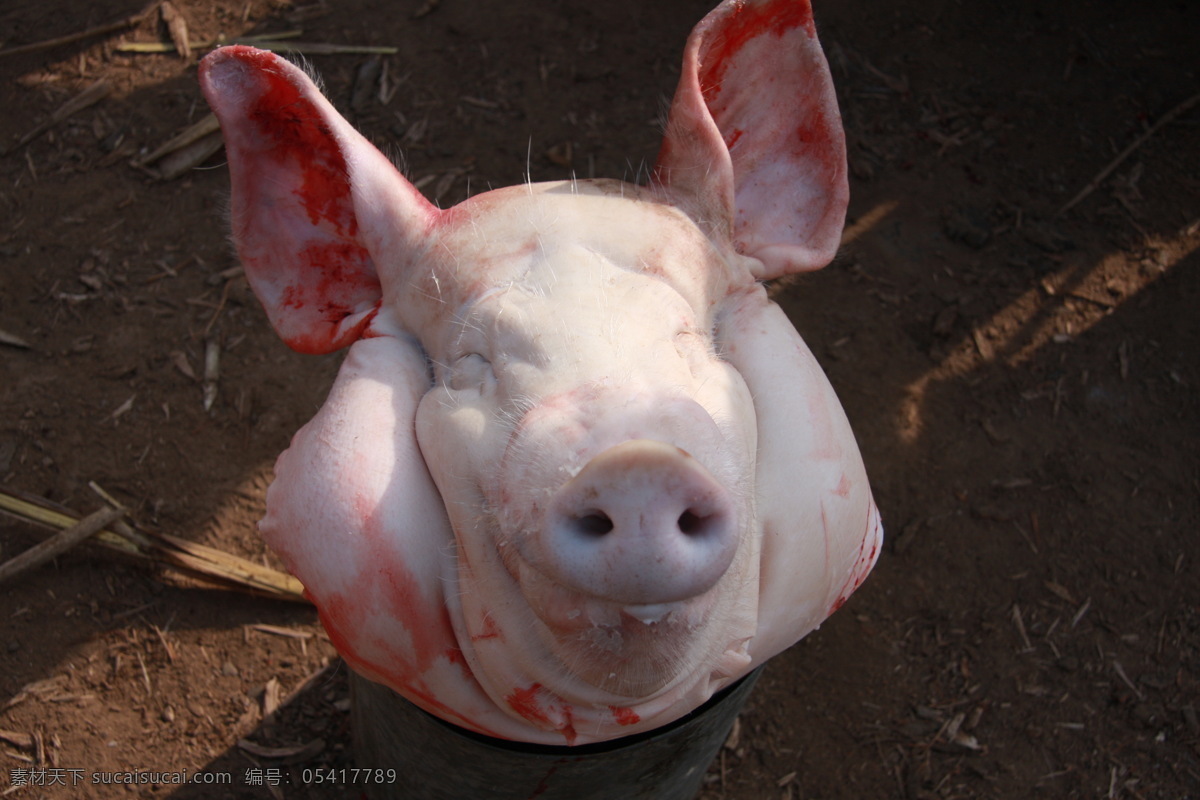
(1, 0), (1197, 798)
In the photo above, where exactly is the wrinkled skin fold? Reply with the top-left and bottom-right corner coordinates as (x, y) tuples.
(200, 0), (882, 745)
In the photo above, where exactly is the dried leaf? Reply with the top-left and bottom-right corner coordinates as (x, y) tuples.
(170, 350), (196, 380)
(1044, 581), (1076, 604)
(412, 0), (442, 18)
(0, 729), (35, 750)
(950, 730), (982, 751)
(262, 677), (281, 717)
(203, 339), (220, 411)
(0, 328), (31, 349)
(111, 394), (136, 420)
(161, 2), (191, 60)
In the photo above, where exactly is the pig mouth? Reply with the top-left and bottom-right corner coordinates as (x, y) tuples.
(514, 557), (720, 697)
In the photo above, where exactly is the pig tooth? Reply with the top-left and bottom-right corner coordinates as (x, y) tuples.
(622, 603), (673, 625)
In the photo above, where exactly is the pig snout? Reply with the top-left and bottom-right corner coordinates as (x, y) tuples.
(543, 440), (738, 606)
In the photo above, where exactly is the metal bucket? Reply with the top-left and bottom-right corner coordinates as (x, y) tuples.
(350, 668), (761, 800)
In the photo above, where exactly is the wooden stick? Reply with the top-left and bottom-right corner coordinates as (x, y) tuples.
(5, 79), (112, 155)
(133, 113), (221, 168)
(0, 486), (307, 602)
(1058, 91), (1200, 216)
(0, 505), (124, 585)
(115, 30), (304, 55)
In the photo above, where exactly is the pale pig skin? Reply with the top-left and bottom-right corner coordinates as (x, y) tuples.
(199, 0), (881, 745)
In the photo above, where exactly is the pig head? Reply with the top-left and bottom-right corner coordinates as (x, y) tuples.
(200, 0), (881, 745)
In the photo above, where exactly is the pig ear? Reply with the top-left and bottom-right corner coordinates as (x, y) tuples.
(653, 0), (848, 279)
(199, 47), (437, 354)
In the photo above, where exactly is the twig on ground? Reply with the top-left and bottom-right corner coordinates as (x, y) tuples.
(1058, 91), (1200, 216)
(0, 505), (125, 586)
(250, 624), (314, 640)
(133, 112), (221, 173)
(115, 29), (303, 54)
(0, 486), (307, 602)
(1011, 603), (1034, 652)
(5, 80), (113, 155)
(115, 32), (396, 57)
(1112, 660), (1144, 701)
(237, 41), (399, 56)
(134, 649), (152, 695)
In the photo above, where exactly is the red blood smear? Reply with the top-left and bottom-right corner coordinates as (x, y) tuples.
(369, 533), (455, 677)
(792, 108), (837, 163)
(471, 615), (502, 641)
(829, 510), (881, 614)
(315, 593), (367, 667)
(247, 54), (357, 238)
(280, 311), (374, 356)
(304, 506), (486, 726)
(505, 685), (578, 744)
(443, 646), (468, 669)
(699, 0), (814, 104)
(506, 684), (551, 727)
(300, 241), (373, 305)
(610, 706), (641, 726)
(319, 591), (494, 734)
(274, 241), (371, 319)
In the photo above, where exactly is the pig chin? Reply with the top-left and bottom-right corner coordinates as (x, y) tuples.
(514, 557), (724, 697)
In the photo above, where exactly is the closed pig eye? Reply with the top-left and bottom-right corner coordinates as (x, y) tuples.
(448, 352), (496, 393)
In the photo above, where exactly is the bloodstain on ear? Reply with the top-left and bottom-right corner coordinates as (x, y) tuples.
(697, 0), (815, 104)
(214, 47), (382, 355)
(245, 53), (358, 238)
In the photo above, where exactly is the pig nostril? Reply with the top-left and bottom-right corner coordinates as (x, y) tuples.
(677, 510), (703, 535)
(573, 511), (614, 536)
(677, 509), (725, 537)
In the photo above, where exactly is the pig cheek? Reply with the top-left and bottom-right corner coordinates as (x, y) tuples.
(415, 390), (516, 577)
(415, 391), (491, 504)
(690, 361), (758, 490)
